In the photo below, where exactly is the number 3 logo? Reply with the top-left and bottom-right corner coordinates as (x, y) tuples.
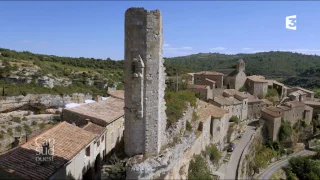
(286, 15), (297, 30)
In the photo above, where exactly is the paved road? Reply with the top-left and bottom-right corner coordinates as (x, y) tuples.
(217, 126), (256, 180)
(258, 150), (316, 180)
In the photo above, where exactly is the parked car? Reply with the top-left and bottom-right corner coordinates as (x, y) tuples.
(227, 143), (235, 152)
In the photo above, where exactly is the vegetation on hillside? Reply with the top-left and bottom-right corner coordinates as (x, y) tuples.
(165, 51), (320, 77)
(165, 90), (197, 128)
(0, 80), (107, 97)
(188, 154), (212, 180)
(284, 152), (320, 180)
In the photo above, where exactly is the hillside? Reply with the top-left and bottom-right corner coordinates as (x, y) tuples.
(164, 51), (320, 77)
(0, 48), (319, 97)
(0, 48), (124, 96)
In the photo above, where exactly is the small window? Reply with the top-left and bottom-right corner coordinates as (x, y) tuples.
(85, 147), (90, 156)
(101, 135), (104, 142)
(97, 141), (100, 147)
(245, 101), (247, 105)
(258, 105), (260, 107)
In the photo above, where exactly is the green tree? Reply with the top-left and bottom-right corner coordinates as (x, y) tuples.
(188, 154), (212, 180)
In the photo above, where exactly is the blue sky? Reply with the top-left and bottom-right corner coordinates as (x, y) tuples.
(0, 1), (319, 60)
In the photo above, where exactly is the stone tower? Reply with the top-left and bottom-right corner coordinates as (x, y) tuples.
(124, 8), (167, 156)
(236, 59), (245, 72)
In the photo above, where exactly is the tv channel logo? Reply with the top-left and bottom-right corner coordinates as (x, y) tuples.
(286, 15), (297, 30)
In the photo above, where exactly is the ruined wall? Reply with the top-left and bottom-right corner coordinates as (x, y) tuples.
(247, 102), (262, 120)
(124, 8), (166, 156)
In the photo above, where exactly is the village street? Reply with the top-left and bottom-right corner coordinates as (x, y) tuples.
(216, 125), (256, 179)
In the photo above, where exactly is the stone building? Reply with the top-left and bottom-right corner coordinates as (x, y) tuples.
(261, 107), (282, 141)
(209, 89), (248, 121)
(0, 122), (101, 179)
(241, 92), (272, 119)
(187, 84), (213, 101)
(223, 59), (247, 90)
(288, 90), (307, 102)
(246, 75), (268, 99)
(272, 81), (289, 99)
(124, 8), (167, 156)
(289, 87), (315, 101)
(197, 101), (229, 150)
(193, 71), (223, 88)
(284, 101), (306, 125)
(62, 96), (124, 156)
(261, 101), (314, 141)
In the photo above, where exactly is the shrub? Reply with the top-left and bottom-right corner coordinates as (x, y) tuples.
(266, 88), (279, 97)
(0, 134), (3, 139)
(15, 126), (22, 132)
(229, 116), (240, 124)
(165, 90), (197, 127)
(7, 128), (13, 136)
(239, 86), (247, 92)
(278, 120), (292, 142)
(186, 121), (192, 132)
(23, 124), (32, 134)
(205, 145), (221, 165)
(31, 121), (38, 126)
(188, 154), (211, 180)
(22, 117), (28, 121)
(39, 123), (45, 129)
(12, 117), (21, 123)
(192, 111), (199, 121)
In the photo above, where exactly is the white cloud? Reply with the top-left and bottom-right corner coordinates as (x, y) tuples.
(163, 45), (193, 57)
(242, 48), (253, 51)
(209, 47), (226, 51)
(163, 43), (170, 47)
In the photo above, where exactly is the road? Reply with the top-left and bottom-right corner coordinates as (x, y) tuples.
(258, 150), (316, 180)
(217, 126), (256, 180)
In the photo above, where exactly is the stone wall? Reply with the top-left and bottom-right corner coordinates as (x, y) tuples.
(124, 8), (166, 156)
(247, 102), (262, 120)
(261, 113), (281, 141)
(0, 93), (92, 113)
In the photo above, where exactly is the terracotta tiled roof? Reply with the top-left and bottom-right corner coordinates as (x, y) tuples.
(83, 122), (106, 136)
(213, 95), (241, 105)
(0, 122), (96, 180)
(223, 89), (238, 97)
(247, 75), (268, 83)
(295, 87), (314, 94)
(242, 92), (262, 103)
(194, 71), (224, 76)
(198, 101), (227, 121)
(64, 97), (124, 124)
(188, 84), (208, 90)
(305, 105), (313, 111)
(289, 90), (307, 96)
(262, 108), (282, 118)
(108, 90), (124, 100)
(212, 68), (235, 76)
(284, 101), (305, 108)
